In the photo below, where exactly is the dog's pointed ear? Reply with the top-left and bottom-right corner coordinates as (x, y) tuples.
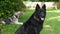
(42, 4), (46, 10)
(35, 4), (40, 11)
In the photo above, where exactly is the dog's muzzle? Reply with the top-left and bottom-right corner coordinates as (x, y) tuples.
(41, 17), (44, 21)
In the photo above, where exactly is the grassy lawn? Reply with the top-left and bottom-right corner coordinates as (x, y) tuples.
(2, 9), (60, 34)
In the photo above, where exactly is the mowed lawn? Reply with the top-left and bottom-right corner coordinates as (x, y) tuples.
(2, 9), (60, 34)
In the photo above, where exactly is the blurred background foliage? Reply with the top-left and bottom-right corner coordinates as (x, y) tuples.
(23, 0), (58, 2)
(0, 0), (26, 19)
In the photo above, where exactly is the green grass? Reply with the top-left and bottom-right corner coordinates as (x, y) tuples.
(2, 9), (60, 34)
(19, 9), (34, 22)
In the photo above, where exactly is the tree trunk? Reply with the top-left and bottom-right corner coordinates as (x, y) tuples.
(57, 0), (60, 9)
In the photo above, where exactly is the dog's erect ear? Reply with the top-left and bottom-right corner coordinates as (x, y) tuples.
(35, 4), (40, 11)
(42, 4), (46, 10)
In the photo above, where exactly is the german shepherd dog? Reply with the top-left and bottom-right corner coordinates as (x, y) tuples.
(1, 11), (23, 24)
(15, 4), (46, 34)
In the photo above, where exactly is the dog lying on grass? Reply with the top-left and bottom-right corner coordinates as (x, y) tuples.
(1, 11), (23, 24)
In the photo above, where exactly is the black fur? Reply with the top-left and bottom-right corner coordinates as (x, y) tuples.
(15, 4), (46, 34)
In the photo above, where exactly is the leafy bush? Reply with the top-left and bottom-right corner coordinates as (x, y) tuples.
(0, 0), (26, 19)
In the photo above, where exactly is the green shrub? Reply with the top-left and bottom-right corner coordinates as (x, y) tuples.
(0, 0), (26, 19)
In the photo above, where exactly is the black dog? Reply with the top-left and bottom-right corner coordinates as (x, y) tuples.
(15, 4), (46, 34)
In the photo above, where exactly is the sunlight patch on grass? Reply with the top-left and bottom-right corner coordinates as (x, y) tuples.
(46, 16), (60, 21)
(44, 25), (54, 31)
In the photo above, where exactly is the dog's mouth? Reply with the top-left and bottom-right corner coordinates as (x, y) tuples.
(40, 17), (44, 21)
(34, 16), (44, 21)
